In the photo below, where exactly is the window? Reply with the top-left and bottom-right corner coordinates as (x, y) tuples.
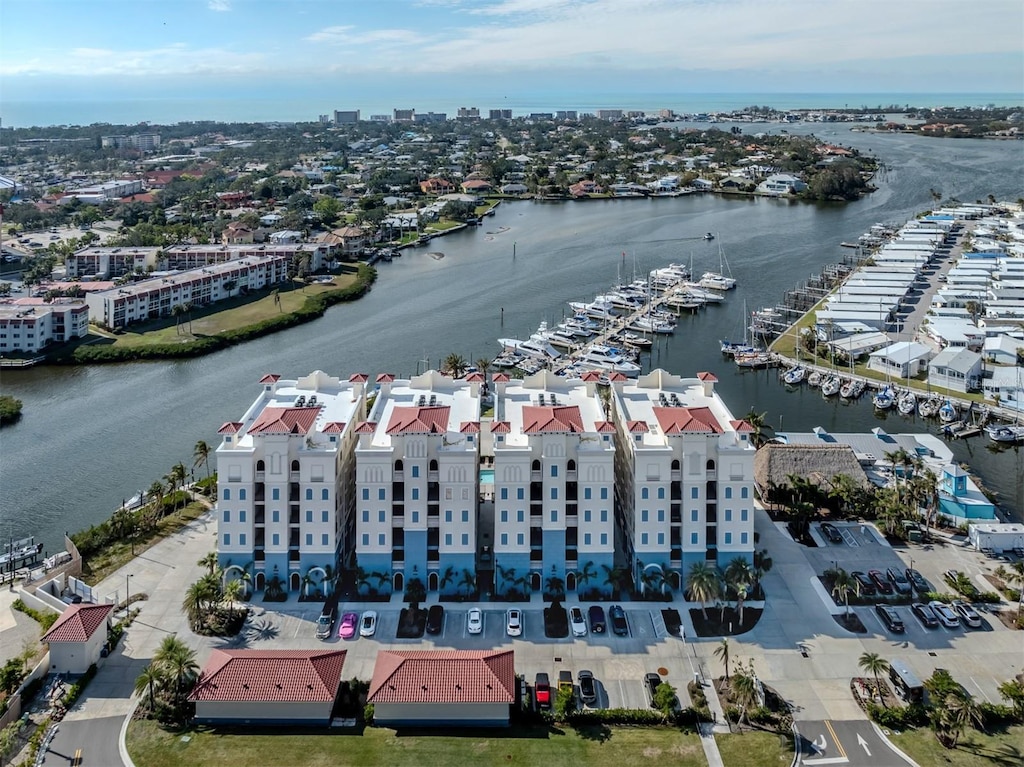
(657, 532), (665, 545)
(445, 533), (452, 546)
(584, 533), (592, 545)
(600, 488), (608, 500)
(517, 488), (524, 500)
(306, 533), (313, 546)
(379, 510), (386, 523)
(272, 510), (280, 523)
(379, 533), (386, 546)
(272, 533), (280, 546)
(378, 488), (386, 500)
(306, 510), (313, 523)
(741, 487), (749, 499)
(657, 509), (665, 522)
(500, 510), (508, 523)
(550, 487), (558, 500)
(223, 533), (231, 546)
(517, 510), (524, 523)
(411, 466), (420, 478)
(690, 532), (698, 545)
(239, 533), (246, 546)
(551, 465), (558, 477)
(462, 510), (469, 522)
(445, 488), (453, 500)
(657, 487), (665, 499)
(725, 509), (733, 522)
(724, 487), (732, 499)
(584, 510), (591, 522)
(584, 488), (592, 500)
(411, 511), (419, 523)
(411, 488), (419, 500)
(517, 533), (524, 545)
(550, 510), (557, 523)
(641, 487), (649, 500)
(272, 488), (280, 501)
(362, 533), (369, 546)
(724, 532), (733, 545)
(322, 510), (328, 523)
(600, 510), (607, 522)
(741, 509), (749, 522)
(600, 533), (607, 545)
(691, 509), (699, 522)
(362, 510), (369, 523)
(305, 488), (313, 500)
(362, 488), (370, 500)
(321, 489), (329, 500)
(239, 510), (246, 523)
(500, 488), (508, 500)
(322, 533), (328, 546)
(691, 487), (698, 499)
(641, 510), (649, 523)
(445, 510), (453, 523)
(223, 510), (231, 522)
(501, 533), (508, 545)
(741, 532), (748, 545)
(461, 533), (469, 545)
(641, 532), (648, 545)
(223, 488), (231, 500)
(239, 489), (246, 501)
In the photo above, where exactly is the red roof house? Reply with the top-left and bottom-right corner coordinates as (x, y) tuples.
(42, 603), (114, 674)
(367, 649), (515, 727)
(189, 649), (347, 725)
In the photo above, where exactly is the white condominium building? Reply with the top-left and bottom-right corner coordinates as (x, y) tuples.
(354, 371), (483, 597)
(215, 371), (367, 596)
(0, 299), (89, 354)
(610, 369), (756, 594)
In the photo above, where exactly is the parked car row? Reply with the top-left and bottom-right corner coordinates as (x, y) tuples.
(850, 567), (930, 597)
(875, 600), (985, 632)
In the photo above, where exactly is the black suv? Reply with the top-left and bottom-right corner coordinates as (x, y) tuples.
(609, 604), (628, 636)
(875, 603), (905, 633)
(588, 605), (606, 634)
(425, 604), (445, 635)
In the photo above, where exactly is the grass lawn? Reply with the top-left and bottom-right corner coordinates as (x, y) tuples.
(127, 719), (705, 767)
(81, 502), (209, 585)
(890, 724), (1024, 767)
(715, 730), (795, 766)
(99, 269), (359, 349)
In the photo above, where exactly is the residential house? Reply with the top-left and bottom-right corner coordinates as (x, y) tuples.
(42, 603), (114, 675)
(928, 347), (983, 393)
(867, 342), (933, 379)
(419, 178), (456, 196)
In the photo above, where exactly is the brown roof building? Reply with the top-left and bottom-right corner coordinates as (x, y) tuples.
(42, 603), (114, 675)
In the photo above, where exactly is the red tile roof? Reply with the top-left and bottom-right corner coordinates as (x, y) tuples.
(368, 650), (515, 705)
(697, 372), (718, 382)
(386, 406), (450, 435)
(730, 419), (754, 432)
(595, 421), (616, 433)
(356, 421), (377, 434)
(492, 373), (510, 382)
(627, 420), (649, 433)
(608, 372), (627, 381)
(259, 374), (281, 383)
(460, 421), (481, 434)
(522, 405), (584, 433)
(653, 406), (723, 434)
(322, 421), (346, 433)
(376, 373), (395, 383)
(188, 649), (346, 703)
(249, 406), (322, 435)
(464, 372), (484, 382)
(43, 603), (113, 643)
(218, 421), (244, 434)
(491, 421), (511, 433)
(581, 371), (603, 381)
(348, 373), (369, 382)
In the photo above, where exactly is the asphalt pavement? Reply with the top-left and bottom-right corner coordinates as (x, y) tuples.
(797, 719), (915, 767)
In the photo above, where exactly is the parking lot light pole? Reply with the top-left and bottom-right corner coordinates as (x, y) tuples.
(125, 573), (133, 610)
(909, 558), (914, 572)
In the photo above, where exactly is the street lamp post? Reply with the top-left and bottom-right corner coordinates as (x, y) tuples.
(125, 573), (134, 610)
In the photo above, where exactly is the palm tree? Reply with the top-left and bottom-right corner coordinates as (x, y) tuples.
(1004, 561), (1024, 620)
(355, 566), (371, 595)
(724, 557), (753, 622)
(442, 352), (468, 378)
(939, 692), (984, 748)
(832, 568), (856, 616)
(743, 408), (772, 448)
(730, 670), (758, 724)
(222, 579), (243, 619)
(601, 564), (628, 598)
(545, 575), (565, 599)
(134, 664), (166, 712)
(182, 582), (207, 630)
(752, 549), (773, 597)
(576, 561), (597, 595)
(458, 568), (476, 598)
(997, 678), (1024, 721)
(171, 303), (186, 334)
(301, 571), (315, 598)
(193, 440), (212, 482)
(496, 564), (516, 597)
(146, 480), (166, 525)
(475, 358), (492, 378)
(714, 638), (732, 682)
(858, 652), (890, 703)
(198, 551), (219, 576)
(687, 561), (721, 619)
(155, 636), (199, 712)
(438, 565), (456, 594)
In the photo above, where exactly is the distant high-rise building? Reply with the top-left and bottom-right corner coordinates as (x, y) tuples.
(413, 112), (447, 123)
(318, 114), (330, 124)
(369, 115), (391, 123)
(393, 108), (415, 122)
(130, 133), (161, 151)
(555, 110), (578, 121)
(334, 110), (360, 125)
(489, 109), (512, 120)
(596, 109), (624, 120)
(457, 107), (480, 120)
(527, 113), (553, 121)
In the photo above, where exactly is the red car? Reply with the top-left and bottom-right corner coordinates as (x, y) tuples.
(338, 612), (358, 639)
(535, 673), (551, 709)
(868, 570), (893, 595)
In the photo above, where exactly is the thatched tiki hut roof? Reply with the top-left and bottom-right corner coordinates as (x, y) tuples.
(753, 444), (872, 496)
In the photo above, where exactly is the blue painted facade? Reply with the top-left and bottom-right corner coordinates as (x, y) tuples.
(494, 551), (531, 597)
(542, 529), (566, 589)
(403, 529), (428, 578)
(432, 552), (477, 596)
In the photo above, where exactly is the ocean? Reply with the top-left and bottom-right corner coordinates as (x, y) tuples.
(2, 92), (1020, 128)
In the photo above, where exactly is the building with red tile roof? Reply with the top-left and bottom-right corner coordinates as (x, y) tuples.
(368, 649), (514, 727)
(42, 603), (114, 674)
(189, 649), (346, 725)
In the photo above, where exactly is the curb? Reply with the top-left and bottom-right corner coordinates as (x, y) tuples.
(870, 720), (920, 767)
(118, 695), (141, 767)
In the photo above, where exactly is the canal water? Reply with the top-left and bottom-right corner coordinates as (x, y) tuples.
(2, 124), (1022, 553)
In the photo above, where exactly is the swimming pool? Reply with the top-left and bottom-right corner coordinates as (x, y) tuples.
(479, 469), (495, 484)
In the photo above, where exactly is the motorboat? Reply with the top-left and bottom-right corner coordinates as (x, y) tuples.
(839, 379), (857, 398)
(873, 385), (895, 410)
(917, 397), (940, 418)
(699, 272), (736, 291)
(606, 291), (645, 310)
(569, 297), (618, 321)
(783, 366), (806, 385)
(498, 334), (561, 362)
(807, 370), (823, 388)
(703, 232), (715, 240)
(491, 352), (523, 369)
(0, 537), (43, 569)
(985, 424), (1024, 444)
(897, 390), (917, 416)
(562, 315), (600, 335)
(663, 290), (705, 311)
(721, 339), (758, 357)
(938, 400), (958, 424)
(616, 332), (653, 349)
(575, 344), (642, 376)
(542, 327), (580, 349)
(821, 375), (841, 397)
(629, 315), (675, 334)
(678, 282), (726, 302)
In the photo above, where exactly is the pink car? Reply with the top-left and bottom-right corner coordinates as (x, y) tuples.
(338, 612), (358, 639)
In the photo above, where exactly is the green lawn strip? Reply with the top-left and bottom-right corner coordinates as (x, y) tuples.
(890, 724), (1024, 767)
(81, 502), (209, 586)
(714, 730), (794, 766)
(127, 720), (706, 767)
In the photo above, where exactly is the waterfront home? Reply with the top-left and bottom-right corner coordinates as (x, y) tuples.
(927, 348), (983, 394)
(419, 177), (456, 195)
(756, 173), (807, 195)
(367, 649), (515, 728)
(867, 342), (933, 379)
(41, 603), (114, 675)
(982, 366), (1024, 411)
(189, 649), (347, 726)
(938, 464), (996, 521)
(984, 334), (1024, 365)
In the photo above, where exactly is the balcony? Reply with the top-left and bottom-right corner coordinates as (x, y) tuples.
(530, 504), (542, 518)
(255, 471), (265, 482)
(254, 510), (265, 525)
(288, 510), (299, 525)
(391, 550), (405, 563)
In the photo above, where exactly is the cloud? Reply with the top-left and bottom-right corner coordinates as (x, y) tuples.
(0, 43), (265, 77)
(305, 26), (425, 46)
(208, 0), (231, 11)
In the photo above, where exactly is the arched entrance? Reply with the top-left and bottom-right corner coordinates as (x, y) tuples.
(566, 572), (577, 591)
(669, 571), (681, 590)
(255, 572), (265, 592)
(393, 572), (404, 592)
(306, 566), (328, 597)
(428, 572), (439, 591)
(289, 572), (301, 591)
(530, 572), (541, 592)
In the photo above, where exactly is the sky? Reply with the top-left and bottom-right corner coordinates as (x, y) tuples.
(1, 0), (1022, 113)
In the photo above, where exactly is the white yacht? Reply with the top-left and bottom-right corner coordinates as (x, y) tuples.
(629, 315), (675, 334)
(561, 315), (600, 335)
(541, 326), (580, 349)
(575, 344), (642, 377)
(678, 283), (725, 303)
(699, 271), (737, 291)
(498, 334), (561, 362)
(568, 296), (618, 321)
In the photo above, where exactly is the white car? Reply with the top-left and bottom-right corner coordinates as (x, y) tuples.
(467, 607), (483, 635)
(929, 600), (960, 629)
(359, 610), (378, 637)
(506, 608), (522, 637)
(569, 606), (588, 637)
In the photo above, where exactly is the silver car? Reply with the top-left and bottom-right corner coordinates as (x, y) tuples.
(467, 607), (483, 635)
(569, 606), (588, 637)
(929, 600), (960, 629)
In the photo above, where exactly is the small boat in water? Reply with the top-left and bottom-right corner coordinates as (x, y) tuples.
(985, 424), (1024, 444)
(897, 390), (917, 416)
(873, 385), (896, 410)
(839, 379), (864, 399)
(917, 397), (941, 418)
(735, 351), (773, 369)
(721, 339), (759, 357)
(617, 332), (653, 349)
(807, 370), (823, 388)
(938, 400), (958, 424)
(704, 232), (715, 240)
(783, 366), (806, 385)
(821, 375), (841, 397)
(0, 537), (44, 569)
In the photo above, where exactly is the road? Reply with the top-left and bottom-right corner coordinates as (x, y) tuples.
(46, 717), (126, 767)
(797, 719), (915, 767)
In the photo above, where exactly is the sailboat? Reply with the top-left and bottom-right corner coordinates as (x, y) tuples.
(701, 241), (737, 290)
(783, 366), (806, 385)
(897, 389), (917, 416)
(873, 384), (896, 410)
(721, 301), (758, 356)
(938, 400), (958, 424)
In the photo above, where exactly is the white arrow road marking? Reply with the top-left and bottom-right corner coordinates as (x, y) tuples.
(812, 734), (827, 753)
(856, 733), (871, 756)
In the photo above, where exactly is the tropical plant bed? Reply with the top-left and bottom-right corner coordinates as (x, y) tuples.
(661, 608), (683, 637)
(990, 609), (1024, 631)
(688, 607), (763, 637)
(192, 608), (247, 637)
(850, 677), (900, 710)
(832, 612), (867, 633)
